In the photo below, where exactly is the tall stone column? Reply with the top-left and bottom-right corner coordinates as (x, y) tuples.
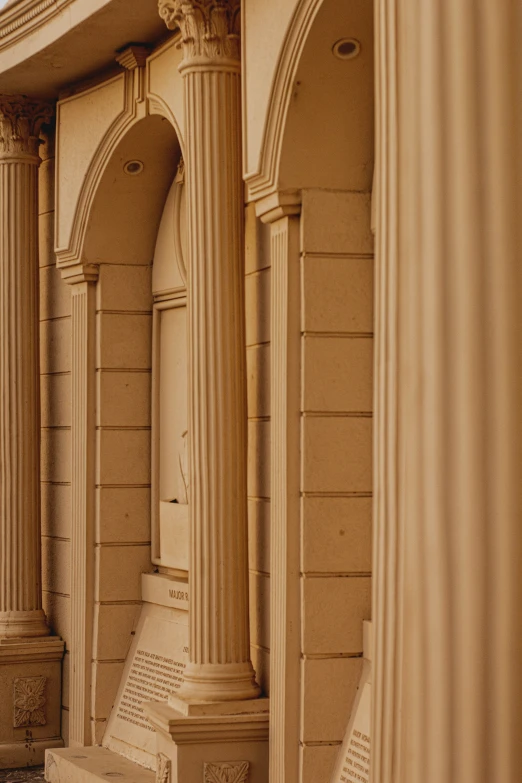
(372, 3), (522, 782)
(158, 0), (259, 703)
(0, 96), (53, 639)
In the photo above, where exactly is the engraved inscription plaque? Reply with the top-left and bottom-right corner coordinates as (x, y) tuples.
(105, 598), (188, 770)
(332, 681), (371, 783)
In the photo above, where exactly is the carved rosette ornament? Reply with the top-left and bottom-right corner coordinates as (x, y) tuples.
(13, 676), (47, 727)
(0, 95), (53, 159)
(158, 0), (240, 64)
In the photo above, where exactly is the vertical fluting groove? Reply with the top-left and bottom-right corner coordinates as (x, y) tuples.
(269, 216), (301, 783)
(69, 281), (96, 745)
(179, 54), (258, 700)
(0, 153), (47, 632)
(373, 2), (522, 781)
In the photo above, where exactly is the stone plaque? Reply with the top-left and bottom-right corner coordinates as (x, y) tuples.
(332, 621), (372, 783)
(105, 585), (189, 770)
(334, 682), (371, 783)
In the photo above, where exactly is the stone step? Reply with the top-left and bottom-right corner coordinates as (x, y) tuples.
(45, 748), (154, 783)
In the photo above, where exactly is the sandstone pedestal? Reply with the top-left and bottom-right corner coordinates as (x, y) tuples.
(144, 700), (269, 783)
(0, 637), (64, 768)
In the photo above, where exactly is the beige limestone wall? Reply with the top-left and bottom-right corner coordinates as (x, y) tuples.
(246, 203), (272, 695)
(299, 189), (373, 783)
(39, 127), (72, 742)
(91, 263), (152, 743)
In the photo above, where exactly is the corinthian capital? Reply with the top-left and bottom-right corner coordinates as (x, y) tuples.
(0, 95), (54, 158)
(158, 0), (240, 63)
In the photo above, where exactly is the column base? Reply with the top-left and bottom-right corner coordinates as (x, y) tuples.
(0, 636), (65, 770)
(176, 661), (261, 702)
(144, 698), (269, 783)
(0, 609), (51, 638)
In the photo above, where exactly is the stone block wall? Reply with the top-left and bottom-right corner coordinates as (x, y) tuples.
(39, 128), (73, 743)
(298, 189), (373, 782)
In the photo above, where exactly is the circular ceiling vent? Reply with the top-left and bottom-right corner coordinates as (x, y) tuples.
(332, 38), (361, 60)
(123, 159), (144, 176)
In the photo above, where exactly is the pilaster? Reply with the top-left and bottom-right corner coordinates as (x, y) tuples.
(60, 264), (99, 746)
(256, 193), (301, 783)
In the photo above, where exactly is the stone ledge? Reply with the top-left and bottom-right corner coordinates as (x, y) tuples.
(45, 748), (154, 783)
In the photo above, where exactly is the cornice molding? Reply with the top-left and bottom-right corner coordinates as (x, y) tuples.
(0, 94), (53, 158)
(158, 0), (240, 63)
(0, 0), (73, 49)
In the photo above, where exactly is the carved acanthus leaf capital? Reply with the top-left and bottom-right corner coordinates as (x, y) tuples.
(158, 0), (240, 63)
(0, 95), (54, 158)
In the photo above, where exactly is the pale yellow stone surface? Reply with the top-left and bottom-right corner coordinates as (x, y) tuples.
(247, 344), (271, 418)
(249, 572), (270, 650)
(302, 496), (372, 574)
(96, 430), (151, 486)
(42, 538), (70, 596)
(302, 417), (372, 493)
(40, 318), (71, 374)
(41, 484), (71, 541)
(302, 336), (373, 413)
(96, 265), (152, 313)
(92, 604), (140, 662)
(95, 487), (150, 544)
(301, 256), (373, 334)
(302, 576), (371, 654)
(248, 498), (270, 575)
(245, 268), (271, 346)
(91, 661), (125, 720)
(96, 314), (152, 370)
(41, 374), (71, 428)
(40, 266), (72, 320)
(301, 657), (363, 742)
(39, 212), (56, 268)
(97, 372), (151, 428)
(247, 420), (271, 499)
(300, 744), (340, 783)
(301, 191), (374, 256)
(95, 545), (151, 602)
(41, 429), (71, 484)
(42, 592), (70, 643)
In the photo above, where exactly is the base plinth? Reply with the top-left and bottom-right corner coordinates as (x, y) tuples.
(0, 636), (65, 769)
(144, 699), (269, 783)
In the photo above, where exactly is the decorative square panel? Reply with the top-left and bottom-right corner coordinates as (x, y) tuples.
(13, 675), (47, 727)
(204, 761), (249, 783)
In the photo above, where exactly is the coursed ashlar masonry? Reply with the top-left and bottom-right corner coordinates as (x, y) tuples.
(0, 94), (64, 767)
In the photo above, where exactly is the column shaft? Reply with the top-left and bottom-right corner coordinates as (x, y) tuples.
(372, 2), (522, 781)
(0, 97), (52, 638)
(159, 0), (259, 702)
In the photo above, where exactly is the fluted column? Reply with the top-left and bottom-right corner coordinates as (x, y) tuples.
(372, 3), (522, 782)
(158, 0), (259, 702)
(0, 96), (53, 639)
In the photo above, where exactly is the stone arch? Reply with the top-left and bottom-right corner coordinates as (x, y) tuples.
(247, 0), (373, 199)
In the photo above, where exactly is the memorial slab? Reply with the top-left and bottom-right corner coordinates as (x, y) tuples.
(104, 575), (189, 770)
(331, 621), (372, 783)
